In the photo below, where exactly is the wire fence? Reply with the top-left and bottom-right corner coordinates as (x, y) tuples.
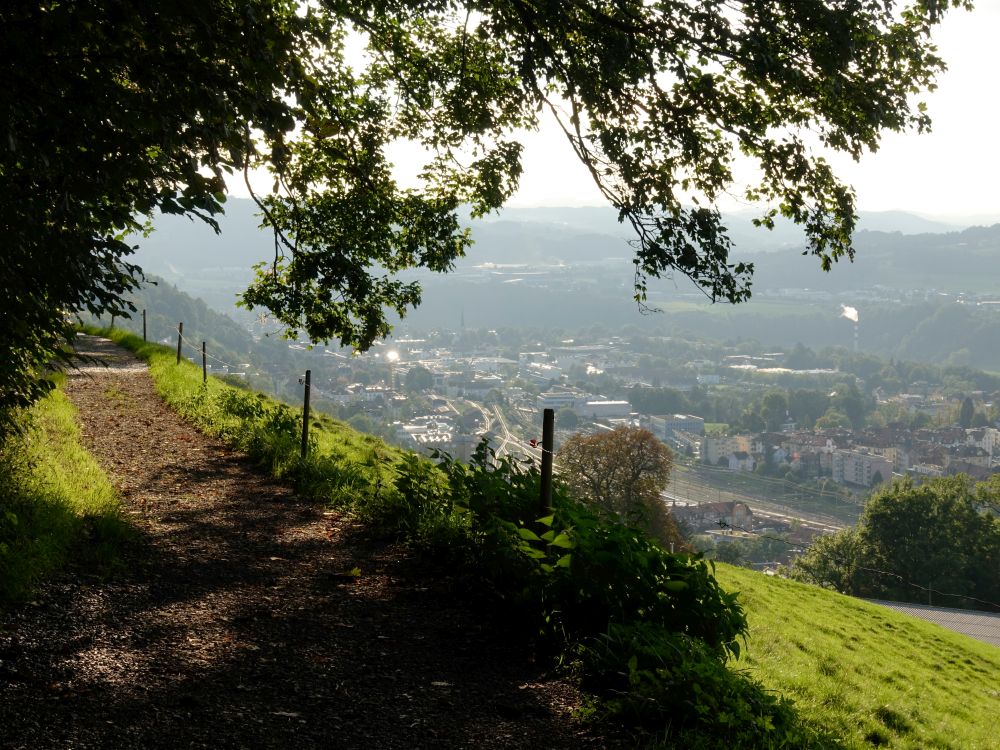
(108, 314), (1000, 621)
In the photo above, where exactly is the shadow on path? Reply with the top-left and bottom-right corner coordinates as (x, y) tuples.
(0, 336), (605, 749)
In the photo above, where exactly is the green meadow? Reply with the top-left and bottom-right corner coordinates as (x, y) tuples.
(717, 564), (1000, 749)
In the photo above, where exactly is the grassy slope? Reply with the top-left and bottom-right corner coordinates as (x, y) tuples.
(716, 564), (1000, 750)
(0, 386), (129, 602)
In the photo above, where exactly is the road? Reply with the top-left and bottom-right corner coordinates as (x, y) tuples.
(491, 405), (543, 462)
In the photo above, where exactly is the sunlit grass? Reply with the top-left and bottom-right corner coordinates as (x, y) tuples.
(97, 327), (400, 461)
(0, 385), (130, 602)
(717, 564), (1000, 749)
(96, 327), (408, 518)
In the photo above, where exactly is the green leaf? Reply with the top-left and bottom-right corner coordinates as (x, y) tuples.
(517, 527), (542, 542)
(549, 532), (574, 549)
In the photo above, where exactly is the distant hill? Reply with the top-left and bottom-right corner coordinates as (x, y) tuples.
(748, 223), (1000, 294)
(126, 200), (1000, 366)
(130, 198), (982, 297)
(87, 274), (256, 365)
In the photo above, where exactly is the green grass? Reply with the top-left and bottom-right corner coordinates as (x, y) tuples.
(99, 328), (393, 461)
(0, 384), (131, 602)
(717, 564), (1000, 749)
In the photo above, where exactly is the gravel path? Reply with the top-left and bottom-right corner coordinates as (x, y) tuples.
(0, 336), (607, 749)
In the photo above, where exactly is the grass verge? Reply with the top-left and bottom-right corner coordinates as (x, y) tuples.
(0, 382), (131, 603)
(717, 564), (1000, 750)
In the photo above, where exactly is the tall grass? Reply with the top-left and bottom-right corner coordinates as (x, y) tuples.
(0, 385), (130, 602)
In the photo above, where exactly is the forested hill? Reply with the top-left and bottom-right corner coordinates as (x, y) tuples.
(748, 222), (1000, 295)
(132, 199), (996, 295)
(126, 202), (1000, 368)
(90, 274), (256, 366)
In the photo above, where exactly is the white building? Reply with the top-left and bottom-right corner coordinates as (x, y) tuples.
(575, 400), (632, 419)
(832, 449), (893, 487)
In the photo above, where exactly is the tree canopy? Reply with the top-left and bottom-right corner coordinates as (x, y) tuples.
(557, 426), (681, 545)
(793, 475), (1000, 612)
(1, 0), (971, 429)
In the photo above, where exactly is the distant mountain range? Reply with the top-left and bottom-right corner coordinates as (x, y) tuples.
(130, 198), (984, 288)
(129, 197), (1000, 320)
(125, 199), (1000, 367)
(484, 205), (963, 250)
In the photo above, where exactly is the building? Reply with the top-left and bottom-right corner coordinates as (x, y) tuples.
(701, 434), (752, 465)
(575, 400), (632, 419)
(538, 389), (590, 410)
(649, 413), (706, 438)
(728, 450), (755, 471)
(831, 449), (893, 487)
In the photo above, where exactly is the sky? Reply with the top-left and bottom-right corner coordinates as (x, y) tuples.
(231, 4), (1000, 223)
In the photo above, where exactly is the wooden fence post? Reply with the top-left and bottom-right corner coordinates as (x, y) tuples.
(301, 369), (312, 459)
(176, 322), (183, 365)
(202, 341), (207, 383)
(540, 407), (554, 513)
(142, 309), (147, 342)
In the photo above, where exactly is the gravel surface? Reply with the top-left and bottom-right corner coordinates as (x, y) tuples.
(0, 336), (613, 749)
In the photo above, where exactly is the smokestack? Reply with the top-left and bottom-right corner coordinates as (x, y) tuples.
(841, 305), (860, 352)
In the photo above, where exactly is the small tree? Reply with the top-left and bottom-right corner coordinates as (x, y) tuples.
(556, 406), (579, 430)
(959, 396), (975, 428)
(404, 365), (434, 392)
(557, 427), (681, 548)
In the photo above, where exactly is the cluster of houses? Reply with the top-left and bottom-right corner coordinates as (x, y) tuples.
(698, 424), (1000, 488)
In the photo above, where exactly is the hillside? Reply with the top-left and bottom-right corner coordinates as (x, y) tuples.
(716, 565), (1000, 750)
(3, 333), (998, 748)
(0, 336), (601, 749)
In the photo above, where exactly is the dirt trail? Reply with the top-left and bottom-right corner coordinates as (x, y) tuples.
(0, 336), (604, 749)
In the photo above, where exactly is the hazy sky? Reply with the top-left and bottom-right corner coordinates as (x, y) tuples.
(505, 4), (1000, 222)
(232, 5), (1000, 223)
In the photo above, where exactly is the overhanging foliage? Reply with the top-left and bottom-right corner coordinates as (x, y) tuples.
(1, 0), (971, 429)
